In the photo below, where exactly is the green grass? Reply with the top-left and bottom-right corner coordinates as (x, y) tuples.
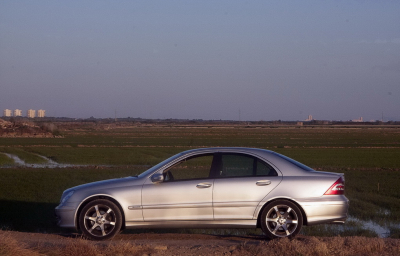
(341, 168), (400, 223)
(301, 219), (378, 237)
(1, 125), (400, 236)
(1, 125), (399, 166)
(0, 167), (145, 232)
(275, 148), (400, 169)
(22, 147), (182, 165)
(2, 166), (397, 235)
(0, 168), (144, 203)
(2, 147), (398, 169)
(2, 126), (400, 148)
(0, 148), (48, 164)
(0, 153), (14, 165)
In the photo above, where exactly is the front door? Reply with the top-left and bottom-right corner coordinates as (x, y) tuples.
(142, 154), (214, 221)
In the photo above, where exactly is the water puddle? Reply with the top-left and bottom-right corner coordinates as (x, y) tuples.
(348, 216), (400, 238)
(347, 216), (390, 237)
(2, 153), (90, 168)
(1, 153), (148, 169)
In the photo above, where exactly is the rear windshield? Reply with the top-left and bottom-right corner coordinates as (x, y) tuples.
(271, 152), (315, 172)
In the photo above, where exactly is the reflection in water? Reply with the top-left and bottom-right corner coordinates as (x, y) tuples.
(347, 216), (390, 238)
(2, 153), (86, 168)
(347, 216), (400, 238)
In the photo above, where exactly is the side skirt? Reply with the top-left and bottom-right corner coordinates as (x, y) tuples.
(125, 220), (256, 229)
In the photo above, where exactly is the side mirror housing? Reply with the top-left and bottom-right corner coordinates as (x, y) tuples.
(151, 173), (164, 183)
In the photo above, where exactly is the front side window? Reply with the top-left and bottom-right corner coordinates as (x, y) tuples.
(164, 154), (213, 181)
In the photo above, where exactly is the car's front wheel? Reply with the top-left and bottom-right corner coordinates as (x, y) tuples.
(79, 199), (122, 240)
(260, 200), (303, 239)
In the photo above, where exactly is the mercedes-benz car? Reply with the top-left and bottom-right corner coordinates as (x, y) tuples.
(55, 147), (349, 240)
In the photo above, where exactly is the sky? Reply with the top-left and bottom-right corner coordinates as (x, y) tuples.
(1, 1), (399, 121)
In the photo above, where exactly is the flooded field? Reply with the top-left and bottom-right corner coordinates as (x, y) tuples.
(1, 123), (399, 238)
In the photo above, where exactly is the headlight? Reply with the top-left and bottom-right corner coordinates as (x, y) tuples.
(59, 190), (74, 206)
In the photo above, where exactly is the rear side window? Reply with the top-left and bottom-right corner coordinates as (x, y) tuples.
(257, 159), (277, 176)
(218, 153), (277, 177)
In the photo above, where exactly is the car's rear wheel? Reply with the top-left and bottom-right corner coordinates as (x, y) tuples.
(260, 200), (303, 239)
(79, 199), (122, 240)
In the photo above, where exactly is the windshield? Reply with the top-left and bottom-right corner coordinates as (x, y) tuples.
(137, 152), (184, 178)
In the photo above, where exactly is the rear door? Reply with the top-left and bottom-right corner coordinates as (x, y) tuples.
(212, 153), (282, 219)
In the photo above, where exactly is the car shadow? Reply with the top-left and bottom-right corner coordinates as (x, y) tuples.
(0, 200), (60, 233)
(0, 200), (273, 242)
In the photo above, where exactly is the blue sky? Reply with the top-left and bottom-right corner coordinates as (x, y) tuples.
(1, 1), (399, 121)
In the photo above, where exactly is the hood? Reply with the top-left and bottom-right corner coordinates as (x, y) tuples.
(67, 176), (141, 193)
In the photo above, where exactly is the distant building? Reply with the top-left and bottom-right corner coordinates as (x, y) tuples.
(3, 109), (12, 117)
(27, 109), (36, 118)
(305, 115), (313, 121)
(352, 117), (363, 122)
(14, 109), (22, 117)
(37, 109), (45, 118)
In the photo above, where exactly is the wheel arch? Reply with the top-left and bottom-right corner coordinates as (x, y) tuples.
(256, 198), (308, 228)
(75, 195), (126, 231)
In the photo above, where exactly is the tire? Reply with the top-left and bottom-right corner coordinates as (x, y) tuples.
(260, 200), (303, 239)
(79, 199), (123, 241)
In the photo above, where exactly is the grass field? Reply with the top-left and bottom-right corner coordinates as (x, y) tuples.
(1, 123), (399, 237)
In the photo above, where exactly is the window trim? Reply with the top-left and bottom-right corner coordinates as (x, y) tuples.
(213, 152), (278, 178)
(160, 152), (279, 182)
(162, 153), (214, 182)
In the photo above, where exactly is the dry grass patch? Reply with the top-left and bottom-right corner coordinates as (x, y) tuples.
(0, 232), (40, 256)
(0, 230), (154, 256)
(237, 236), (400, 256)
(35, 238), (154, 256)
(1, 230), (400, 256)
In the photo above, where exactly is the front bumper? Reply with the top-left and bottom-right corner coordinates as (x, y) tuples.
(55, 204), (77, 229)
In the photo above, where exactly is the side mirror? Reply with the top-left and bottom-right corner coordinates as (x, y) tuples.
(151, 173), (164, 183)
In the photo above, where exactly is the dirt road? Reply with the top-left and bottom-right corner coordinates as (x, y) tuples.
(1, 230), (400, 256)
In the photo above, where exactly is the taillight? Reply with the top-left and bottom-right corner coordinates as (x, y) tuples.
(324, 177), (345, 195)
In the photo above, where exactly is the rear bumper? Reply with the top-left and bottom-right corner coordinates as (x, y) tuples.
(297, 195), (349, 225)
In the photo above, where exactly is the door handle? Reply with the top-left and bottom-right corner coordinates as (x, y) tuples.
(196, 183), (212, 188)
(256, 180), (271, 186)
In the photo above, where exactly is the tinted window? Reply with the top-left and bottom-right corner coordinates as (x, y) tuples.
(218, 153), (277, 177)
(164, 154), (213, 181)
(221, 154), (254, 177)
(257, 159), (277, 176)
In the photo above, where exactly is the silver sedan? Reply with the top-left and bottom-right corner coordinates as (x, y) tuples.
(55, 147), (349, 240)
